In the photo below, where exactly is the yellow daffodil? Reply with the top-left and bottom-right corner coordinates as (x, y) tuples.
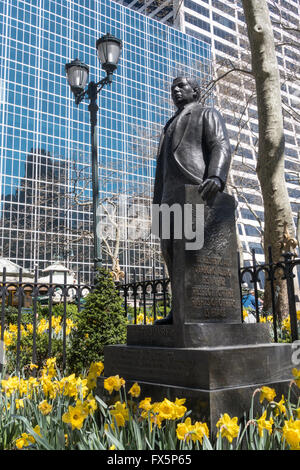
(282, 417), (300, 450)
(32, 425), (42, 437)
(15, 433), (35, 449)
(128, 382), (141, 398)
(1, 376), (19, 396)
(274, 395), (286, 416)
(110, 401), (129, 427)
(216, 413), (240, 443)
(37, 318), (49, 335)
(80, 394), (97, 415)
(104, 375), (125, 394)
(140, 398), (187, 429)
(282, 318), (291, 333)
(60, 374), (88, 400)
(62, 404), (88, 430)
(292, 368), (300, 388)
(136, 313), (144, 325)
(176, 417), (194, 441)
(40, 375), (57, 399)
(259, 386), (276, 403)
(4, 330), (13, 346)
(44, 357), (57, 378)
(156, 398), (175, 420)
(146, 316), (155, 324)
(15, 399), (24, 410)
(26, 324), (34, 334)
(87, 374), (97, 390)
(193, 421), (209, 444)
(139, 397), (152, 412)
(109, 445), (116, 450)
(256, 410), (273, 437)
(8, 324), (18, 334)
(66, 318), (76, 335)
(176, 416), (209, 443)
(88, 361), (104, 378)
(38, 400), (53, 415)
(173, 398), (187, 419)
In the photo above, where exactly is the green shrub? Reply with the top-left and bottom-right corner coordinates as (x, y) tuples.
(67, 268), (127, 374)
(37, 303), (78, 319)
(2, 306), (19, 325)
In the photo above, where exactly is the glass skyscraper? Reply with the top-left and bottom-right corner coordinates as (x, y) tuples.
(0, 0), (210, 280)
(119, 0), (300, 265)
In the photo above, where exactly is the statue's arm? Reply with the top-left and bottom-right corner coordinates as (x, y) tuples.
(202, 107), (232, 191)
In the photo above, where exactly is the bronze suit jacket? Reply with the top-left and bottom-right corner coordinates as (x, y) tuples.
(153, 102), (231, 205)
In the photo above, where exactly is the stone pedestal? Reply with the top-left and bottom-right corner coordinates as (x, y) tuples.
(99, 340), (294, 428)
(98, 186), (298, 428)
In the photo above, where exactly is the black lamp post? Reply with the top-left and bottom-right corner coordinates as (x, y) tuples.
(65, 33), (122, 274)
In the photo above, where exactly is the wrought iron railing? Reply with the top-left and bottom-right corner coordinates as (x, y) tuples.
(238, 248), (300, 342)
(0, 248), (299, 372)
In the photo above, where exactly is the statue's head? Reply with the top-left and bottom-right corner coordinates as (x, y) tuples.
(171, 76), (200, 109)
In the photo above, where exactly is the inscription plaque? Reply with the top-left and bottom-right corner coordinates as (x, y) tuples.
(172, 186), (241, 325)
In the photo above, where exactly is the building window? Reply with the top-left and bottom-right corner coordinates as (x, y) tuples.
(213, 26), (237, 44)
(185, 13), (211, 32)
(185, 27), (211, 44)
(185, 0), (210, 17)
(212, 12), (236, 30)
(214, 40), (238, 58)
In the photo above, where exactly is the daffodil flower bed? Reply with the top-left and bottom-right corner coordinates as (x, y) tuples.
(0, 316), (77, 373)
(0, 358), (300, 450)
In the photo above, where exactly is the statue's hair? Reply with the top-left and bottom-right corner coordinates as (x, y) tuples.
(172, 76), (201, 102)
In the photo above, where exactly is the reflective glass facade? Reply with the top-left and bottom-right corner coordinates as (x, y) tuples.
(0, 0), (210, 280)
(119, 0), (300, 265)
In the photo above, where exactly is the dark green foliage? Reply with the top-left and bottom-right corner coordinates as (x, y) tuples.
(37, 303), (78, 319)
(3, 306), (19, 325)
(67, 268), (127, 374)
(6, 334), (64, 374)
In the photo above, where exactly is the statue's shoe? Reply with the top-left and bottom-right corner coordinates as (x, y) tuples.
(154, 311), (173, 325)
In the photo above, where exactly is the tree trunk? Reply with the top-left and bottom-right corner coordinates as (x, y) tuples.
(241, 0), (295, 315)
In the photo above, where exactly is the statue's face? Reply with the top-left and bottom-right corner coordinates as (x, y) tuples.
(171, 77), (197, 109)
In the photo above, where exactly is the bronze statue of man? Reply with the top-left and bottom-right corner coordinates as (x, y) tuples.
(153, 76), (232, 325)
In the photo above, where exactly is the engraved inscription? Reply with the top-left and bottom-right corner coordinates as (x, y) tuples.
(186, 255), (238, 316)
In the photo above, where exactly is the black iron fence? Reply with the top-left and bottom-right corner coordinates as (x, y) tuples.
(238, 248), (300, 343)
(0, 268), (92, 371)
(0, 248), (299, 371)
(115, 271), (171, 324)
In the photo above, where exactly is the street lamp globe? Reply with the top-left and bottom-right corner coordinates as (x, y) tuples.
(96, 33), (122, 82)
(65, 58), (89, 99)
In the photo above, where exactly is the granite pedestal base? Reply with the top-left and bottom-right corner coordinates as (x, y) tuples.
(99, 338), (297, 428)
(97, 375), (293, 432)
(127, 323), (271, 348)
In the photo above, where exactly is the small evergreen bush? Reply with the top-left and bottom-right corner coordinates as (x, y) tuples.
(38, 303), (78, 319)
(67, 268), (127, 374)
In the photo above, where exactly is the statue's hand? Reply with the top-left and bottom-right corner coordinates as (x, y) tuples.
(198, 177), (222, 200)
